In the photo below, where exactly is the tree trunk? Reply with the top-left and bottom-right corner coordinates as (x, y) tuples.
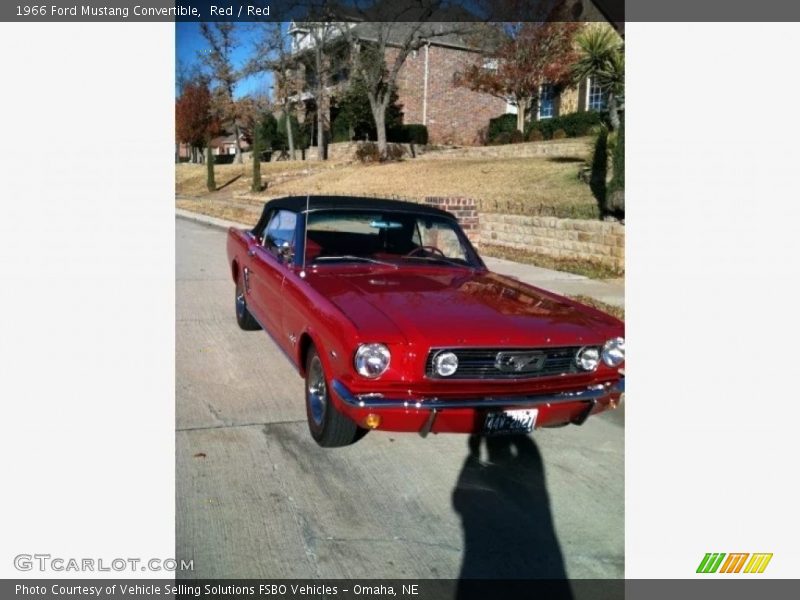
(313, 42), (326, 161)
(516, 97), (531, 133)
(284, 102), (295, 160)
(252, 154), (261, 192)
(234, 122), (243, 164)
(368, 90), (392, 159)
(206, 145), (216, 191)
(252, 134), (262, 193)
(316, 101), (326, 160)
(372, 102), (388, 159)
(607, 94), (620, 131)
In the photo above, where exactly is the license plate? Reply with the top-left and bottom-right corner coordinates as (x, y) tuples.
(483, 409), (538, 435)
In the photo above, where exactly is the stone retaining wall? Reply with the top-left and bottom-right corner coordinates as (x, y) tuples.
(479, 213), (624, 270)
(424, 196), (623, 270)
(416, 137), (592, 161)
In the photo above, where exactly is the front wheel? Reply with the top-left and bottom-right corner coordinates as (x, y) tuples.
(305, 346), (360, 447)
(235, 270), (260, 331)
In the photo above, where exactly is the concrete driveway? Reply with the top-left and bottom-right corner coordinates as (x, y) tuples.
(176, 217), (624, 579)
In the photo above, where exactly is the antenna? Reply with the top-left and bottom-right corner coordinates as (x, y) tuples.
(300, 192), (310, 278)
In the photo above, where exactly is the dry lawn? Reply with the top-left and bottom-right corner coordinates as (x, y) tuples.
(176, 154), (598, 219)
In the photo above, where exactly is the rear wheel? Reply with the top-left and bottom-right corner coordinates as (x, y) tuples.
(305, 346), (359, 447)
(235, 270), (260, 331)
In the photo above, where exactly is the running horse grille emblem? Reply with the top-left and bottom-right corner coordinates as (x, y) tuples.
(494, 351), (547, 373)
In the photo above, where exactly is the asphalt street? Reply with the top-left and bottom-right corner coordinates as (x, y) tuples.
(176, 217), (624, 579)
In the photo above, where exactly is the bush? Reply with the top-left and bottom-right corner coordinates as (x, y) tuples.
(527, 111), (605, 140)
(385, 144), (406, 161)
(355, 142), (380, 163)
(490, 131), (512, 145)
(336, 75), (403, 142)
(275, 114), (309, 152)
(552, 128), (567, 140)
(331, 113), (351, 143)
(389, 124), (428, 145)
(487, 114), (517, 143)
(509, 130), (525, 144)
(527, 129), (544, 142)
(607, 117), (625, 215)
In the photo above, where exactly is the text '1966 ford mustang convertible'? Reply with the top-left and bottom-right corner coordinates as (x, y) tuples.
(226, 196), (624, 447)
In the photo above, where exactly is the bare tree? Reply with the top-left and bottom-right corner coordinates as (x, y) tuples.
(244, 23), (300, 160)
(199, 23), (245, 164)
(334, 2), (480, 158)
(305, 20), (339, 160)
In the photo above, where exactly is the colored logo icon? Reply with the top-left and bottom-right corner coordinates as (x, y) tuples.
(697, 553), (773, 574)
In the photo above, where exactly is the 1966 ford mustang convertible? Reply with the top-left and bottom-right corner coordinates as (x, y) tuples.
(227, 196), (624, 447)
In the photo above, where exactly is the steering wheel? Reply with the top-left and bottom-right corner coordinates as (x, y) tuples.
(406, 245), (446, 258)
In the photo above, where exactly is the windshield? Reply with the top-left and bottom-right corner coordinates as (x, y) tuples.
(304, 210), (480, 268)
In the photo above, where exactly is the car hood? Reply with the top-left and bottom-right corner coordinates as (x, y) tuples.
(306, 267), (622, 347)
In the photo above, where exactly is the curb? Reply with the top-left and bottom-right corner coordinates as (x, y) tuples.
(176, 208), (248, 231)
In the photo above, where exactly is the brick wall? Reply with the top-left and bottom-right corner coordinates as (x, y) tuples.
(393, 45), (507, 146)
(479, 213), (624, 270)
(424, 196), (480, 240)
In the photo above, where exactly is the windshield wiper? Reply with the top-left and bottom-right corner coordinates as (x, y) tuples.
(313, 255), (399, 269)
(402, 255), (470, 269)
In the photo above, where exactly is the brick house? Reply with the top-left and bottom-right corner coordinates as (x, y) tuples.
(285, 6), (617, 146)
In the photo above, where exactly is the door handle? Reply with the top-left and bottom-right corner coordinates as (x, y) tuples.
(247, 249), (256, 257)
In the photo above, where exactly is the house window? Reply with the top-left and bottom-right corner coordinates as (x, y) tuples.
(538, 84), (555, 119)
(588, 77), (607, 111)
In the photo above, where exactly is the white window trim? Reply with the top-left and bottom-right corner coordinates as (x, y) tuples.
(537, 84), (555, 120)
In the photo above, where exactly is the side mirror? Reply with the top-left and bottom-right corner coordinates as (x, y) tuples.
(278, 240), (294, 264)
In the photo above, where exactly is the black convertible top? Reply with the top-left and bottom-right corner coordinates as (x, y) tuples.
(252, 195), (454, 234)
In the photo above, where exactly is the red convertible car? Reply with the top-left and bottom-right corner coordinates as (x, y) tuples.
(227, 196), (624, 447)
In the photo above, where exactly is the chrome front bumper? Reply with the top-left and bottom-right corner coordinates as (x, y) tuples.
(331, 378), (625, 411)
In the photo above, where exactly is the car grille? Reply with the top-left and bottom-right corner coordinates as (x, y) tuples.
(425, 347), (586, 380)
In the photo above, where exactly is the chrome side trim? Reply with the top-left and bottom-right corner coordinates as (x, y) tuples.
(331, 378), (624, 411)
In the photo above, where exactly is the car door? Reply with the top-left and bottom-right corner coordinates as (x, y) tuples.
(248, 209), (297, 341)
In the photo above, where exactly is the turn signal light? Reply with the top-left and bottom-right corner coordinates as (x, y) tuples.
(364, 414), (381, 429)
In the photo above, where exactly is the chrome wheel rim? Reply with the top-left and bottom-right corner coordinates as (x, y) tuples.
(307, 356), (327, 426)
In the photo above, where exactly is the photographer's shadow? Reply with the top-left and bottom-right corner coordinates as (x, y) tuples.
(452, 434), (572, 597)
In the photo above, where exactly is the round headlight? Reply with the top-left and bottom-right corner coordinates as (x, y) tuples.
(602, 337), (625, 367)
(433, 351), (459, 377)
(354, 343), (391, 378)
(576, 346), (600, 371)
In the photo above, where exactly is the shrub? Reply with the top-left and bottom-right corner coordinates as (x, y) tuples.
(487, 114), (517, 143)
(527, 129), (544, 142)
(275, 114), (309, 151)
(509, 130), (525, 144)
(526, 111), (605, 140)
(385, 144), (406, 161)
(607, 117), (625, 215)
(552, 128), (567, 140)
(337, 75), (403, 142)
(490, 131), (513, 145)
(331, 113), (351, 143)
(389, 124), (428, 145)
(355, 142), (380, 163)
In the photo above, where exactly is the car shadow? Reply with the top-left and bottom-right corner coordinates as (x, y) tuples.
(452, 434), (573, 599)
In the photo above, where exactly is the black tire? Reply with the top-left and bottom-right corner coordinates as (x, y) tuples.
(305, 345), (360, 447)
(235, 270), (261, 331)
